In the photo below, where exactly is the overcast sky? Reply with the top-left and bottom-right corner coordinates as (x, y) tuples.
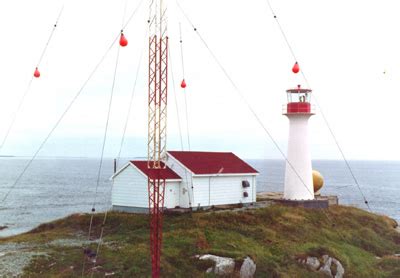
(0, 0), (399, 160)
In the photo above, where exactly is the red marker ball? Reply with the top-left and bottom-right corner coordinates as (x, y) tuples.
(180, 79), (187, 88)
(119, 33), (128, 47)
(292, 62), (300, 74)
(34, 67), (40, 78)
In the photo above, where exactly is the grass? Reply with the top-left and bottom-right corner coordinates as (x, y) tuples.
(1, 205), (399, 277)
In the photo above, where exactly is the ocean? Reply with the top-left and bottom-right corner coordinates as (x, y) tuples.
(0, 158), (399, 237)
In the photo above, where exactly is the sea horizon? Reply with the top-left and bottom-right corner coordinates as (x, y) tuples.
(0, 158), (399, 238)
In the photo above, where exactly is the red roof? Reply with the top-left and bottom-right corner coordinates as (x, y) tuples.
(167, 151), (258, 175)
(131, 161), (181, 180)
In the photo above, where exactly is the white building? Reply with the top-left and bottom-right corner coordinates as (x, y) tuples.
(283, 85), (315, 200)
(111, 151), (259, 212)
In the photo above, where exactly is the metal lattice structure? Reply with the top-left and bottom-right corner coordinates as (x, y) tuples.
(147, 0), (168, 277)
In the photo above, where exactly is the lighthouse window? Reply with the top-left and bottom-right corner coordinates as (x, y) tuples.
(298, 93), (309, 102)
(287, 91), (311, 103)
(287, 92), (292, 103)
(291, 93), (301, 102)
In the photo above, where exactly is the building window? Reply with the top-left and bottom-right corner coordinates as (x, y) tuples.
(242, 180), (250, 188)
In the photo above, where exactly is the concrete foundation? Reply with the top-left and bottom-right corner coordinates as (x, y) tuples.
(112, 205), (150, 214)
(257, 191), (338, 208)
(113, 192), (338, 214)
(273, 198), (329, 209)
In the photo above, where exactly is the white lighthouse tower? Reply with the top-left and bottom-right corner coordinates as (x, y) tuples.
(283, 85), (314, 200)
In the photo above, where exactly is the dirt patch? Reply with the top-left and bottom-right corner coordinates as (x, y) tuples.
(0, 242), (47, 276)
(0, 238), (100, 276)
(0, 251), (47, 276)
(47, 238), (100, 248)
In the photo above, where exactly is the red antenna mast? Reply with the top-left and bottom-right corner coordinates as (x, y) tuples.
(147, 0), (168, 277)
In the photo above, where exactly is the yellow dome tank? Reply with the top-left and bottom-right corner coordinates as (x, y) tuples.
(312, 170), (324, 194)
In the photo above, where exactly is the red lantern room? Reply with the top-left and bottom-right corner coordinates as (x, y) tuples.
(284, 85), (314, 114)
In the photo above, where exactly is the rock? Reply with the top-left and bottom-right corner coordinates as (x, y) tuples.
(317, 255), (345, 278)
(90, 265), (102, 272)
(298, 254), (345, 278)
(240, 256), (256, 278)
(305, 257), (320, 271)
(198, 254), (257, 277)
(331, 258), (345, 278)
(199, 254), (235, 275)
(319, 255), (333, 277)
(0, 226), (8, 231)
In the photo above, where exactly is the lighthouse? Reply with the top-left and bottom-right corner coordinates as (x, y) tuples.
(283, 85), (314, 200)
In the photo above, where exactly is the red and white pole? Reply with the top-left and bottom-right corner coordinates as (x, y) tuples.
(147, 0), (168, 277)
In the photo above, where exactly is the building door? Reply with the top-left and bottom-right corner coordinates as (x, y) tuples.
(165, 183), (178, 209)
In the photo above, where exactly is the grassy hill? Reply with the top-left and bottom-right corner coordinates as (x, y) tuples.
(0, 205), (399, 277)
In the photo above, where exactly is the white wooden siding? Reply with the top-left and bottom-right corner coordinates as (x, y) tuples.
(191, 177), (210, 207)
(165, 155), (193, 208)
(112, 157), (258, 210)
(252, 176), (256, 202)
(112, 165), (180, 209)
(112, 165), (148, 208)
(192, 175), (257, 207)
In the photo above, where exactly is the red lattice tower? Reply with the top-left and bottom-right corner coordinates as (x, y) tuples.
(147, 0), (168, 277)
